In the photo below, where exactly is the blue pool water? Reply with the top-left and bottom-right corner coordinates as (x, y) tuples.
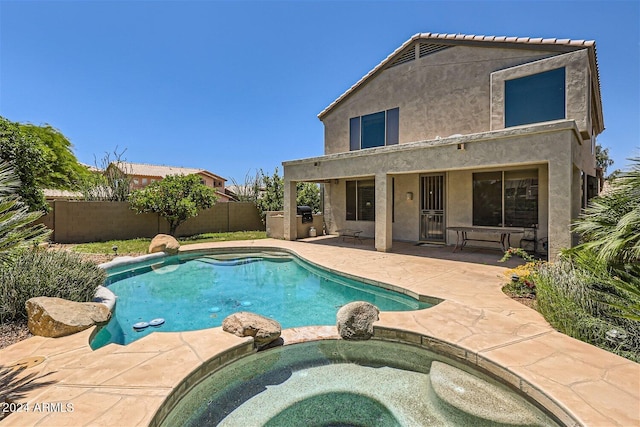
(91, 252), (432, 349)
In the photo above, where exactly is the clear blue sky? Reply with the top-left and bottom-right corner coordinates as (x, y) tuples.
(1, 0), (638, 183)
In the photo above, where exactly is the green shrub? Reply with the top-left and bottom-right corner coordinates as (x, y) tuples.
(534, 259), (640, 362)
(0, 249), (106, 323)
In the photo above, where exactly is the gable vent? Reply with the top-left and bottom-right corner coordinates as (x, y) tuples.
(419, 43), (451, 58)
(388, 46), (416, 68)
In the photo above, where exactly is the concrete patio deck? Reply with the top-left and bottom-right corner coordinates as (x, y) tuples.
(1, 238), (638, 426)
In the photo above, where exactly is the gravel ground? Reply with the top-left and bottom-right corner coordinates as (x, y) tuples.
(0, 319), (32, 350)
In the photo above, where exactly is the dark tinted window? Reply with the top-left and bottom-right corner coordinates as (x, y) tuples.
(473, 172), (502, 226)
(346, 180), (375, 221)
(349, 117), (361, 151)
(386, 108), (399, 146)
(505, 67), (565, 127)
(361, 112), (386, 149)
(349, 108), (399, 150)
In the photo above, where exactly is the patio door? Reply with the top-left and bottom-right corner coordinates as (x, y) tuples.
(420, 174), (445, 242)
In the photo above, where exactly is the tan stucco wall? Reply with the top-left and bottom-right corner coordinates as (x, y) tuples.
(266, 212), (324, 239)
(392, 174), (420, 241)
(322, 45), (560, 154)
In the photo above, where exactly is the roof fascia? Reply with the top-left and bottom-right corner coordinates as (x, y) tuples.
(317, 34), (600, 123)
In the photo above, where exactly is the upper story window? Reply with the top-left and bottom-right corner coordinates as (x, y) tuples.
(350, 108), (399, 150)
(505, 67), (565, 128)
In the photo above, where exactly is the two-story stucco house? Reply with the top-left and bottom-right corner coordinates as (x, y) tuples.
(282, 33), (603, 259)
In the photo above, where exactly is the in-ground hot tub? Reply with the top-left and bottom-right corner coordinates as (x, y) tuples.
(154, 339), (563, 427)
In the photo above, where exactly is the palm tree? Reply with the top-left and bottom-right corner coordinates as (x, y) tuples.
(573, 157), (640, 264)
(569, 157), (640, 322)
(0, 162), (51, 264)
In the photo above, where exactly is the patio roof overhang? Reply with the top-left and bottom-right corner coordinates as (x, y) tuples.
(283, 120), (583, 182)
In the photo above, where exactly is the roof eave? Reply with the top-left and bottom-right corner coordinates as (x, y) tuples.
(317, 32), (601, 122)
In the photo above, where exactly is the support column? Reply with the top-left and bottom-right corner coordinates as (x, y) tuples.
(547, 161), (574, 259)
(375, 172), (393, 252)
(283, 179), (297, 241)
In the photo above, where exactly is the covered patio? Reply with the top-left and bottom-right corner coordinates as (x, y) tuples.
(283, 121), (587, 260)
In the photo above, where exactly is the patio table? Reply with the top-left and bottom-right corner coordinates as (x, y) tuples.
(447, 226), (525, 252)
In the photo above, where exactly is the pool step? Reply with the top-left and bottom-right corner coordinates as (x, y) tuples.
(194, 253), (293, 267)
(428, 361), (546, 426)
(194, 257), (263, 267)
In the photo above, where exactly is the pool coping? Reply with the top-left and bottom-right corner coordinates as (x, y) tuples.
(1, 238), (638, 426)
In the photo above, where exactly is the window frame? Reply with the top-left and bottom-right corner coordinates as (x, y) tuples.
(349, 108), (399, 151)
(346, 179), (375, 221)
(472, 169), (539, 228)
(504, 67), (566, 128)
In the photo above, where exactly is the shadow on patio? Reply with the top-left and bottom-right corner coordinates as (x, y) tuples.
(296, 235), (526, 269)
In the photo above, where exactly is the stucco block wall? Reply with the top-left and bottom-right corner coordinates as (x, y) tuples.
(266, 212), (324, 239)
(322, 45), (558, 154)
(42, 201), (264, 243)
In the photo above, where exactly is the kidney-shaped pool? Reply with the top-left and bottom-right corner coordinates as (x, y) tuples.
(91, 250), (434, 349)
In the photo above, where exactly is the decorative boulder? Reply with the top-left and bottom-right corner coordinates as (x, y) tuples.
(336, 301), (379, 340)
(222, 312), (282, 349)
(149, 234), (180, 254)
(26, 297), (112, 338)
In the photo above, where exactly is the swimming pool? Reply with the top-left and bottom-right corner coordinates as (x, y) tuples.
(91, 251), (433, 349)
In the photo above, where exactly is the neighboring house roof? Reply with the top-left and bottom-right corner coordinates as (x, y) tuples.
(80, 163), (102, 173)
(318, 32), (603, 134)
(113, 162), (226, 182)
(43, 189), (83, 200)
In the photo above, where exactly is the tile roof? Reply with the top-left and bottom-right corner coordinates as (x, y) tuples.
(114, 162), (226, 181)
(43, 189), (83, 199)
(318, 32), (601, 130)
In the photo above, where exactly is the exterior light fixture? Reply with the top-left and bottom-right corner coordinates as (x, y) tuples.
(406, 192), (413, 201)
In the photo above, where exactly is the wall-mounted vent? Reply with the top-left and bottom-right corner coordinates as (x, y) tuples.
(419, 43), (451, 58)
(388, 46), (416, 68)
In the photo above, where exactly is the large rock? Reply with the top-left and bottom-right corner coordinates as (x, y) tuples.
(222, 312), (282, 349)
(336, 301), (379, 340)
(26, 297), (112, 338)
(149, 234), (180, 254)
